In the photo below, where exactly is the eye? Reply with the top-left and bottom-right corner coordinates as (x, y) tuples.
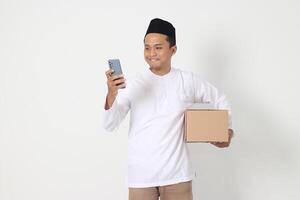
(156, 47), (162, 50)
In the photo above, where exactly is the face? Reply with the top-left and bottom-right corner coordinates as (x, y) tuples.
(144, 33), (177, 71)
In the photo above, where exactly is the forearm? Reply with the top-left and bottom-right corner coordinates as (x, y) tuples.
(105, 93), (116, 110)
(102, 93), (130, 132)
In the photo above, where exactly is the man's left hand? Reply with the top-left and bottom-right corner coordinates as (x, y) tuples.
(210, 129), (234, 148)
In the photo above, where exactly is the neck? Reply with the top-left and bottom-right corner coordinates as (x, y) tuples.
(149, 66), (171, 76)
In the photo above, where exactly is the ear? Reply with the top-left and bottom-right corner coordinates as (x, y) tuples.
(171, 45), (177, 55)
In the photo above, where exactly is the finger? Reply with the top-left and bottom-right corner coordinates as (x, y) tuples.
(105, 69), (115, 78)
(108, 79), (125, 89)
(105, 69), (114, 74)
(212, 141), (221, 144)
(210, 142), (218, 146)
(113, 78), (126, 85)
(108, 77), (125, 86)
(108, 74), (124, 82)
(117, 83), (126, 89)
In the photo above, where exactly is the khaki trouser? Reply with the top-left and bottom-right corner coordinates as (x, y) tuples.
(129, 181), (193, 200)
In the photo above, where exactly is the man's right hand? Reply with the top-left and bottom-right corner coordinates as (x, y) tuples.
(105, 69), (126, 110)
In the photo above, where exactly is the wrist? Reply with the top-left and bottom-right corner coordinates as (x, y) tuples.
(105, 95), (116, 110)
(107, 92), (117, 99)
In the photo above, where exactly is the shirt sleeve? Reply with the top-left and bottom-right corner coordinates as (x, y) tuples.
(192, 74), (233, 131)
(101, 90), (130, 132)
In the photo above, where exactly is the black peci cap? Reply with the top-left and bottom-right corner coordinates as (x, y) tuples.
(145, 18), (176, 46)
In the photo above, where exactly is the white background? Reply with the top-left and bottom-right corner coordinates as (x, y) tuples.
(1, 0), (300, 199)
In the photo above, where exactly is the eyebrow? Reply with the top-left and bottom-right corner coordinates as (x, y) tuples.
(144, 43), (163, 46)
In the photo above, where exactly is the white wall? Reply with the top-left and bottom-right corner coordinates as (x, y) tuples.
(1, 0), (300, 199)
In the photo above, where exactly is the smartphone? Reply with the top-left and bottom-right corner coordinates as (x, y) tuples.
(108, 59), (125, 88)
(108, 59), (123, 75)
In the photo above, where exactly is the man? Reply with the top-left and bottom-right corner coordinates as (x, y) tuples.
(103, 18), (233, 200)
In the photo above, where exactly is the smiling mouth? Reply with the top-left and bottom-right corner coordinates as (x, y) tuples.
(149, 58), (159, 61)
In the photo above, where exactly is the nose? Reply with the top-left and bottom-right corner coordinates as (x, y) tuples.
(150, 49), (156, 57)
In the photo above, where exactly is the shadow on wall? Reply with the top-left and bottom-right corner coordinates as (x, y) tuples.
(188, 40), (299, 200)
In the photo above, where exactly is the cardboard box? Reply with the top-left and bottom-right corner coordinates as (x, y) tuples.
(184, 109), (229, 143)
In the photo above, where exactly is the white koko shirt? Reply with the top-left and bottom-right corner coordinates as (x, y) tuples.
(102, 67), (232, 188)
